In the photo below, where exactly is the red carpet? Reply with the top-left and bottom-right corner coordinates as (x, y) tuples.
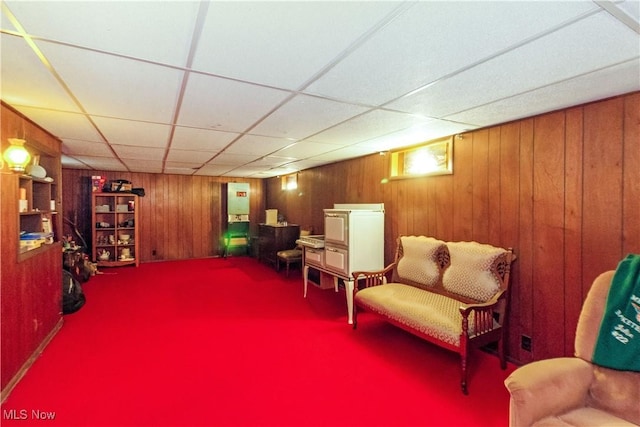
(1, 257), (515, 426)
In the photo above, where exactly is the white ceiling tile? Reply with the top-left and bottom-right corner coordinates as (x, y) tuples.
(171, 126), (238, 151)
(165, 161), (201, 169)
(250, 156), (296, 168)
(447, 59), (640, 127)
(223, 165), (281, 178)
(130, 166), (163, 174)
(257, 165), (298, 177)
(194, 164), (235, 176)
(165, 150), (216, 164)
(11, 107), (104, 142)
(36, 40), (184, 122)
(122, 160), (163, 174)
(208, 152), (260, 166)
(305, 1), (600, 106)
(310, 145), (374, 162)
(177, 72), (291, 132)
(599, 0), (640, 30)
(285, 159), (332, 172)
(61, 155), (90, 169)
(73, 156), (127, 171)
(3, 0), (200, 67)
(388, 11), (640, 119)
(251, 94), (370, 139)
(222, 166), (272, 178)
(224, 134), (295, 156)
(192, 1), (402, 89)
(249, 172), (280, 178)
(354, 120), (476, 153)
(274, 141), (341, 159)
(618, 0), (640, 20)
(310, 110), (431, 145)
(0, 35), (80, 111)
(112, 145), (165, 161)
(1, 5), (18, 31)
(91, 117), (171, 148)
(61, 139), (113, 157)
(163, 167), (197, 175)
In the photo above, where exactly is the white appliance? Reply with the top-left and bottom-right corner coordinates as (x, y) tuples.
(224, 183), (250, 257)
(323, 203), (384, 277)
(296, 235), (325, 269)
(227, 182), (249, 223)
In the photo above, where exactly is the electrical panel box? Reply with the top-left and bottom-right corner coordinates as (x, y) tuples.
(227, 183), (250, 216)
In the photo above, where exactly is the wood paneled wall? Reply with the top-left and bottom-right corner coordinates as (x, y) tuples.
(61, 172), (265, 262)
(1, 103), (63, 396)
(265, 92), (640, 364)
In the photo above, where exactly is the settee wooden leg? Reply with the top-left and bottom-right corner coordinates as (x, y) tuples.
(461, 353), (469, 395)
(460, 340), (469, 395)
(498, 338), (507, 370)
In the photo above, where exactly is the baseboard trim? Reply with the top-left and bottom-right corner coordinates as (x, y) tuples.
(1, 317), (64, 404)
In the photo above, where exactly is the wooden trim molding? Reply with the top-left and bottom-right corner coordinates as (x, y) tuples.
(1, 318), (63, 403)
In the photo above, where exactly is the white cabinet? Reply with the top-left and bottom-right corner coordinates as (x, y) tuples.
(300, 204), (385, 325)
(323, 204), (385, 277)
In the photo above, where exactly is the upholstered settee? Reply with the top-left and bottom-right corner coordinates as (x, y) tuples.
(504, 270), (640, 426)
(352, 235), (516, 394)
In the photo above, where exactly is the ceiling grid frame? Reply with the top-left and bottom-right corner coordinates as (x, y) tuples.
(0, 0), (638, 178)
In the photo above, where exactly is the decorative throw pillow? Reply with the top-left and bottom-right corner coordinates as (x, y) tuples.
(396, 236), (446, 290)
(442, 241), (507, 302)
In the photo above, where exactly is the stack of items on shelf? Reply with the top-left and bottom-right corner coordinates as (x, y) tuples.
(19, 231), (54, 251)
(92, 175), (106, 193)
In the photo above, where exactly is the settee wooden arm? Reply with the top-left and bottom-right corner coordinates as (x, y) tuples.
(459, 290), (507, 342)
(458, 289), (506, 317)
(352, 263), (397, 291)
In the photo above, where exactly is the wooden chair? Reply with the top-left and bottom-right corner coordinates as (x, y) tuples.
(276, 228), (311, 277)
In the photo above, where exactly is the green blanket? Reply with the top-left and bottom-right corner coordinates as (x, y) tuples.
(592, 254), (640, 371)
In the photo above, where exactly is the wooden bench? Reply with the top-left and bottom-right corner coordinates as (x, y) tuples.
(352, 235), (516, 394)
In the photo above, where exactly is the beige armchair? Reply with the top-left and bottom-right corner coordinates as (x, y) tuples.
(504, 271), (640, 426)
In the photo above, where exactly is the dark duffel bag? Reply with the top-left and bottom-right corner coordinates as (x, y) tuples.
(62, 270), (86, 314)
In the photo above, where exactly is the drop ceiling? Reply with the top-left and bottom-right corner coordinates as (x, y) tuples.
(1, 1), (639, 178)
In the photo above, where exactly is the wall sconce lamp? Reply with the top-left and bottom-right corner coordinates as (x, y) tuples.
(3, 138), (31, 172)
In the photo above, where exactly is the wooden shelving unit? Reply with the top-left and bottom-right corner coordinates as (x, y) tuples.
(17, 148), (62, 261)
(91, 193), (139, 267)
